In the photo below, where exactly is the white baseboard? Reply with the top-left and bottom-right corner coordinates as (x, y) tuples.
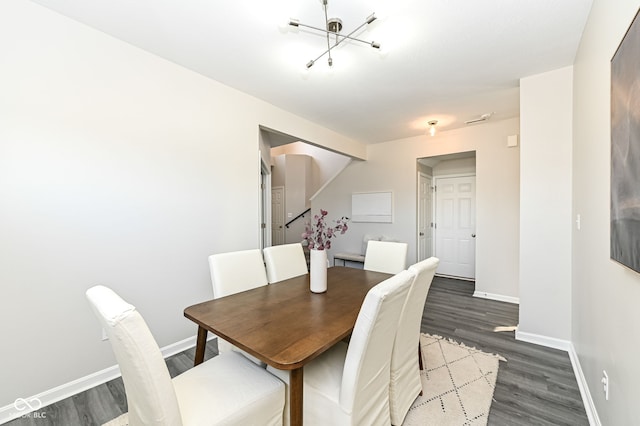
(473, 290), (520, 304)
(515, 329), (572, 351)
(568, 343), (601, 426)
(1, 364), (123, 424)
(0, 335), (214, 424)
(436, 273), (475, 282)
(516, 330), (600, 426)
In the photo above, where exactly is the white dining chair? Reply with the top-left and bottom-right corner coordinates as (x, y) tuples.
(86, 285), (284, 426)
(208, 248), (268, 365)
(269, 269), (415, 425)
(263, 243), (308, 284)
(208, 248), (268, 297)
(363, 240), (408, 274)
(389, 257), (440, 425)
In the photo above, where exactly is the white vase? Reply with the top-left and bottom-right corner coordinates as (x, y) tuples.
(309, 249), (328, 293)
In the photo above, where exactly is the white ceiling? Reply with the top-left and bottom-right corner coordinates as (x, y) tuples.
(30, 0), (593, 144)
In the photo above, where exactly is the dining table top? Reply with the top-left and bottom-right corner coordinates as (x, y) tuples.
(183, 266), (392, 370)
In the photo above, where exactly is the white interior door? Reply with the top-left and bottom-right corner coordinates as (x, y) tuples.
(434, 175), (476, 279)
(271, 186), (285, 246)
(418, 172), (433, 261)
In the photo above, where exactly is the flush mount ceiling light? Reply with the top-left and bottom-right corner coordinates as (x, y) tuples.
(428, 120), (438, 136)
(289, 0), (380, 68)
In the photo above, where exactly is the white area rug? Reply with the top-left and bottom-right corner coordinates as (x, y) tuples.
(103, 333), (505, 426)
(403, 333), (505, 426)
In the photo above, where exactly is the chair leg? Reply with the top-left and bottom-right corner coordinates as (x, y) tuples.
(418, 341), (424, 396)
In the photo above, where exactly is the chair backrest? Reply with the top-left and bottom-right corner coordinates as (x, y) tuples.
(339, 270), (414, 426)
(389, 257), (440, 424)
(263, 243), (308, 284)
(363, 240), (408, 274)
(86, 286), (183, 426)
(208, 249), (268, 298)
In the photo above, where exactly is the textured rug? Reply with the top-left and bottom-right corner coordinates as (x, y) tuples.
(103, 333), (504, 426)
(403, 333), (506, 426)
(102, 413), (128, 426)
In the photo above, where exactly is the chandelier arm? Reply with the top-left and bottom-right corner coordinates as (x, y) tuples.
(309, 46), (332, 67)
(334, 21), (369, 45)
(335, 33), (379, 47)
(323, 1), (333, 65)
(294, 22), (332, 34)
(294, 22), (374, 44)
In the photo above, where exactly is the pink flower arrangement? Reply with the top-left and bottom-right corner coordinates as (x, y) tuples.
(302, 209), (349, 250)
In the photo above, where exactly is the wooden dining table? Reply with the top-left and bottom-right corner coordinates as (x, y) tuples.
(183, 266), (392, 426)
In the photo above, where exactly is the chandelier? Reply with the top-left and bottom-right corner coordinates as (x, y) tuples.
(288, 0), (381, 69)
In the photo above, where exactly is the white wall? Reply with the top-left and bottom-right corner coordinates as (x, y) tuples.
(0, 0), (365, 411)
(518, 67), (574, 342)
(314, 118), (520, 299)
(572, 0), (640, 423)
(271, 141), (351, 192)
(283, 154), (311, 243)
(433, 157), (476, 176)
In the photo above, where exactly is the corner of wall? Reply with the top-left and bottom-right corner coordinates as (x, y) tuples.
(310, 158), (353, 201)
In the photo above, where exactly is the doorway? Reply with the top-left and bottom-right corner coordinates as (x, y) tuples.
(417, 152), (476, 280)
(417, 172), (433, 261)
(271, 186), (285, 245)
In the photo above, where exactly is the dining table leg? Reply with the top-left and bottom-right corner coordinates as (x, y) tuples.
(289, 367), (303, 426)
(194, 326), (208, 366)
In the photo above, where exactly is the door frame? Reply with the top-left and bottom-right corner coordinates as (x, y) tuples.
(271, 185), (285, 246)
(260, 159), (272, 249)
(417, 171), (434, 262)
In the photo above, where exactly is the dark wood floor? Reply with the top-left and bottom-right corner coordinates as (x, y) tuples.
(4, 276), (588, 425)
(423, 277), (588, 425)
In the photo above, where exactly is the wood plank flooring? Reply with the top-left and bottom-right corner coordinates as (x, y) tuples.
(422, 277), (588, 425)
(4, 276), (588, 425)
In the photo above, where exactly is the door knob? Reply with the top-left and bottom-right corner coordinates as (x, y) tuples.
(471, 233), (476, 238)
(419, 232), (424, 236)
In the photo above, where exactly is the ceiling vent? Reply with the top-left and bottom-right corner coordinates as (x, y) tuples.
(465, 113), (493, 125)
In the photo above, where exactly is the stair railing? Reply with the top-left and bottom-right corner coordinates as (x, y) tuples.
(285, 208), (311, 229)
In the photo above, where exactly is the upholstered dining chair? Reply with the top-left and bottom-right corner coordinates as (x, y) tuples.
(263, 243), (308, 284)
(86, 285), (285, 426)
(363, 240), (409, 274)
(208, 248), (268, 297)
(389, 257), (440, 425)
(269, 269), (415, 426)
(208, 248), (269, 365)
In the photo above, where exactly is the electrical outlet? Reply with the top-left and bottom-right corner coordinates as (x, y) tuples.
(601, 370), (609, 400)
(102, 328), (109, 341)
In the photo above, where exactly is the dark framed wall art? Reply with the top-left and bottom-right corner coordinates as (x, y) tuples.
(611, 7), (640, 273)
